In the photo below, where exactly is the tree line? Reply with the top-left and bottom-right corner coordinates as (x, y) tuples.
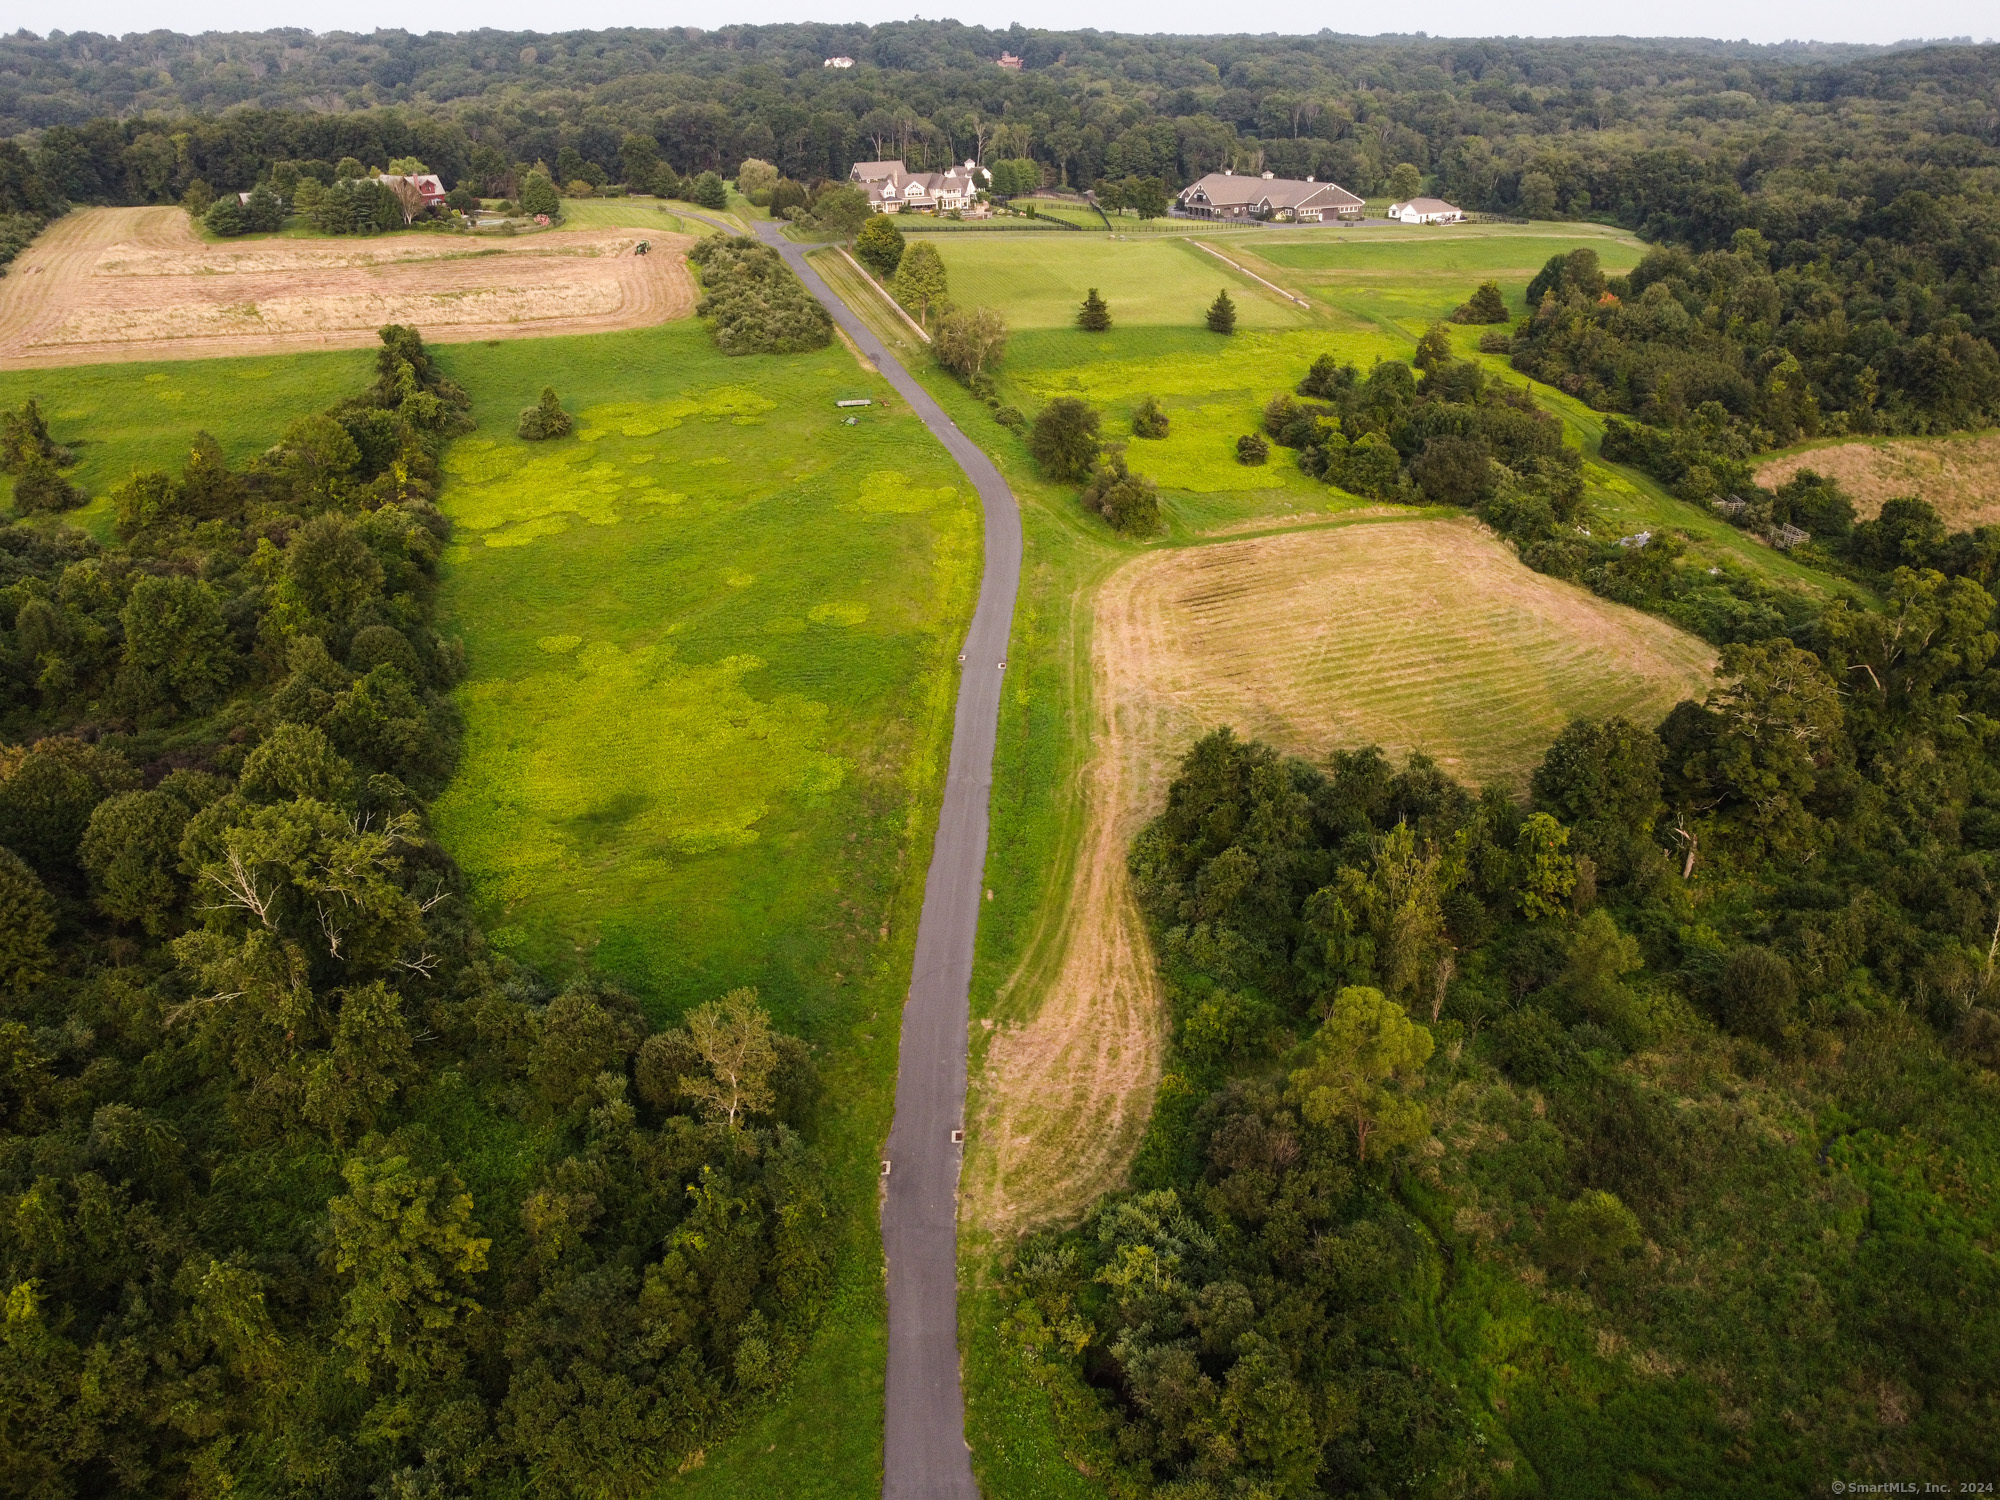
(0, 329), (837, 1496)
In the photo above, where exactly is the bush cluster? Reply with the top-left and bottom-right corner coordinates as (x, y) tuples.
(687, 235), (831, 355)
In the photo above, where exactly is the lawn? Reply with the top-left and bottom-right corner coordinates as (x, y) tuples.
(926, 233), (1314, 330)
(0, 348), (375, 540)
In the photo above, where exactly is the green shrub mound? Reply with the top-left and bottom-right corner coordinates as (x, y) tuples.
(517, 386), (573, 440)
(1131, 395), (1170, 439)
(687, 235), (832, 356)
(0, 325), (841, 1495)
(1082, 447), (1160, 533)
(1452, 278), (1509, 323)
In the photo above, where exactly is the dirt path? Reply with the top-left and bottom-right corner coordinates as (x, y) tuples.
(964, 517), (1716, 1237)
(0, 207), (695, 368)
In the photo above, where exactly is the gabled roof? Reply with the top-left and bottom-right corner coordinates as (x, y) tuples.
(1391, 197), (1461, 215)
(850, 160), (908, 182)
(1178, 171), (1363, 213)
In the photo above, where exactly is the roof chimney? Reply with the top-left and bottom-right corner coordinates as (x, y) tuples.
(1262, 171), (1274, 179)
(1306, 175), (1314, 182)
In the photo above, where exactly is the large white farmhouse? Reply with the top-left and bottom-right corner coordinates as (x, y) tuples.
(849, 159), (993, 214)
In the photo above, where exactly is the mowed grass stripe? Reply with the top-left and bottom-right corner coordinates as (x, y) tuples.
(1119, 517), (1715, 789)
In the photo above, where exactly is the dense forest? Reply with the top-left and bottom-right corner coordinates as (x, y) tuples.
(0, 333), (835, 1497)
(1004, 506), (2000, 1492)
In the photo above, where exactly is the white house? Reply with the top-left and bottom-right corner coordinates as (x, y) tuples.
(1177, 170), (1364, 223)
(823, 56), (854, 68)
(1387, 197), (1464, 224)
(853, 159), (992, 214)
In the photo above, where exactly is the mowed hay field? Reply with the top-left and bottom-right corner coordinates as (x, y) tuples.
(1757, 431), (2000, 529)
(1113, 516), (1715, 788)
(0, 206), (696, 368)
(963, 516), (1715, 1249)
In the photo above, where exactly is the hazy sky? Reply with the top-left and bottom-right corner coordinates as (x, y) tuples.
(5, 0), (1995, 48)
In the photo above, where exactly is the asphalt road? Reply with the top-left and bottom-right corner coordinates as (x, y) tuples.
(750, 219), (1023, 1499)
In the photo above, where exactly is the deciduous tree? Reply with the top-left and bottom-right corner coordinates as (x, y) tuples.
(1288, 985), (1433, 1161)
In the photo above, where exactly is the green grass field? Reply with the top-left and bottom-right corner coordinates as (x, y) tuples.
(425, 321), (977, 1499)
(0, 349), (375, 539)
(926, 233), (1313, 330)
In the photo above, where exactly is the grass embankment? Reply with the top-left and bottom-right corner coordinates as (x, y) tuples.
(419, 320), (978, 1498)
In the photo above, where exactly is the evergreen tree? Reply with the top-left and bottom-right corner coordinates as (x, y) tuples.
(690, 171), (728, 210)
(1206, 289), (1237, 334)
(519, 170), (560, 217)
(517, 387), (573, 440)
(1077, 287), (1111, 332)
(1453, 279), (1509, 323)
(855, 213), (905, 277)
(892, 241), (949, 328)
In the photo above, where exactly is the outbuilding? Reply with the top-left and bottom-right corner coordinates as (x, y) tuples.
(1387, 197), (1465, 225)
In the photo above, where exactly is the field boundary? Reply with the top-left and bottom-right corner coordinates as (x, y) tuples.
(1190, 240), (1313, 306)
(838, 244), (933, 343)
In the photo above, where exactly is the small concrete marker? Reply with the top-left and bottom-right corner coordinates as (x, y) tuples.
(951, 1129), (965, 1144)
(881, 1159), (892, 1176)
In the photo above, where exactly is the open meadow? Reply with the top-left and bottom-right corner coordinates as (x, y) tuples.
(0, 206), (694, 368)
(422, 319), (979, 1496)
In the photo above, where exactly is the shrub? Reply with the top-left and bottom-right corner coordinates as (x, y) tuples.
(1206, 289), (1238, 334)
(1478, 329), (1514, 354)
(1453, 280), (1509, 323)
(1131, 396), (1170, 439)
(1718, 945), (1796, 1046)
(994, 404), (1027, 433)
(855, 213), (905, 277)
(1031, 398), (1102, 482)
(518, 388), (574, 440)
(1082, 449), (1160, 533)
(11, 458), (85, 513)
(1236, 432), (1269, 464)
(687, 235), (831, 355)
